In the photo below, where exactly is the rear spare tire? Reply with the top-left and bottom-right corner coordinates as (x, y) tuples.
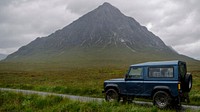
(183, 73), (192, 92)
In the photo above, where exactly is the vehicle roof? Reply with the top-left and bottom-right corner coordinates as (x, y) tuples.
(130, 60), (185, 67)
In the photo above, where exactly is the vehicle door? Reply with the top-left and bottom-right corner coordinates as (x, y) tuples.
(125, 67), (144, 95)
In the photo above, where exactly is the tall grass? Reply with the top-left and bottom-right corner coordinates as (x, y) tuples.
(0, 62), (200, 106)
(0, 66), (126, 98)
(1, 91), (196, 112)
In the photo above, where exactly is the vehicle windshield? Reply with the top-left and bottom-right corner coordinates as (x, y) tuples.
(127, 67), (143, 79)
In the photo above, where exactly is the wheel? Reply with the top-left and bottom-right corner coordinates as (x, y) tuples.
(153, 91), (172, 109)
(122, 96), (134, 103)
(183, 73), (192, 92)
(186, 93), (190, 103)
(105, 89), (119, 102)
(183, 93), (190, 103)
(171, 96), (181, 109)
(122, 96), (127, 103)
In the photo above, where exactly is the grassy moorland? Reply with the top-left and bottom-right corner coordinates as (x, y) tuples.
(0, 91), (197, 112)
(0, 60), (200, 106)
(0, 62), (126, 98)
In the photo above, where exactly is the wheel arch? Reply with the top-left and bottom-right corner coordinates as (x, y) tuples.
(105, 84), (120, 94)
(151, 86), (172, 98)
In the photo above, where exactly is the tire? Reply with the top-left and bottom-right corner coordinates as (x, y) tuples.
(122, 96), (134, 103)
(153, 91), (172, 109)
(105, 89), (119, 102)
(183, 73), (192, 92)
(171, 96), (181, 109)
(122, 96), (127, 103)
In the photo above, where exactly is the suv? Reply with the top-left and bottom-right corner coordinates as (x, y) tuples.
(102, 60), (192, 108)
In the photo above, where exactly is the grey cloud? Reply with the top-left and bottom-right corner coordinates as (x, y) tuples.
(174, 40), (200, 60)
(0, 0), (199, 59)
(65, 0), (102, 15)
(148, 0), (200, 45)
(0, 0), (79, 53)
(0, 0), (13, 7)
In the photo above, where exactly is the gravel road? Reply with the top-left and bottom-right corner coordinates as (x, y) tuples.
(1, 88), (200, 110)
(0, 88), (102, 102)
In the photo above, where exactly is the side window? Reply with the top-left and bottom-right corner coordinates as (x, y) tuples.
(128, 67), (143, 79)
(149, 67), (173, 78)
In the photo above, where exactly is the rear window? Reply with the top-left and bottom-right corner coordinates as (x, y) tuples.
(179, 63), (186, 78)
(149, 67), (173, 78)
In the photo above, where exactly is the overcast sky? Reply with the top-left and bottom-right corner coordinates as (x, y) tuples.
(0, 0), (199, 60)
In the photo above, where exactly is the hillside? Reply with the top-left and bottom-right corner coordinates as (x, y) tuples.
(0, 54), (7, 60)
(3, 2), (198, 66)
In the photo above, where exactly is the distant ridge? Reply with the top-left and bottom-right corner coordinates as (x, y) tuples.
(0, 54), (7, 60)
(4, 2), (197, 64)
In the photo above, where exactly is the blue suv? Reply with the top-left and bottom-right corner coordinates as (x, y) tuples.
(103, 60), (192, 108)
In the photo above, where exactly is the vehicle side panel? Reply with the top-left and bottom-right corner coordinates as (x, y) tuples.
(142, 81), (179, 97)
(142, 66), (179, 97)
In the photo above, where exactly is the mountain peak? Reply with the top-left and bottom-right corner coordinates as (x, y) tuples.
(5, 2), (181, 62)
(101, 2), (113, 8)
(95, 2), (121, 14)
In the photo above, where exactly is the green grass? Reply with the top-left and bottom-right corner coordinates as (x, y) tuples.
(0, 61), (200, 106)
(189, 72), (200, 105)
(0, 63), (126, 98)
(0, 91), (197, 112)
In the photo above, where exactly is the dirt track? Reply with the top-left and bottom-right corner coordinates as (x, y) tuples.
(1, 88), (200, 110)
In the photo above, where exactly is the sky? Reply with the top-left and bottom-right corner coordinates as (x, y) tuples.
(0, 0), (199, 60)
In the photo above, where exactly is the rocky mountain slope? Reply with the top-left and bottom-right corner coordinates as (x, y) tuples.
(0, 54), (7, 60)
(4, 2), (196, 64)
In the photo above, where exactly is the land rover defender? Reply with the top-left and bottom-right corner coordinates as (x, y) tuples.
(102, 60), (192, 108)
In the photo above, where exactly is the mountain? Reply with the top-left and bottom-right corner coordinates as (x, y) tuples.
(0, 54), (7, 60)
(168, 46), (178, 54)
(4, 2), (197, 65)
